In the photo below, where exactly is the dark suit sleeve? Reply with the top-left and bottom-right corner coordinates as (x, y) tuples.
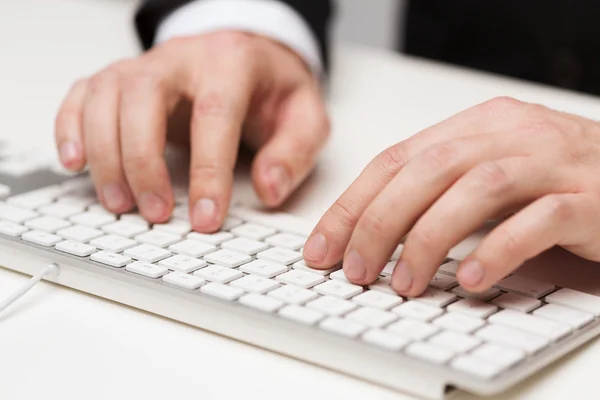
(135, 0), (334, 71)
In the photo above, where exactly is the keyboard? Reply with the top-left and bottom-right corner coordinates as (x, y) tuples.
(2, 164), (600, 399)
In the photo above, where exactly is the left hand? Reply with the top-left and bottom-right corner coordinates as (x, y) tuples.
(303, 97), (600, 296)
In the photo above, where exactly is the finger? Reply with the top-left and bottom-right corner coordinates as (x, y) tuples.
(55, 79), (88, 170)
(304, 96), (529, 269)
(457, 193), (597, 292)
(252, 85), (329, 207)
(120, 71), (174, 223)
(397, 157), (569, 296)
(82, 70), (134, 213)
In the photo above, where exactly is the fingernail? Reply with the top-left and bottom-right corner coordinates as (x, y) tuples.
(59, 141), (80, 167)
(344, 250), (366, 281)
(392, 261), (413, 293)
(193, 198), (217, 229)
(138, 192), (167, 221)
(458, 260), (485, 287)
(267, 165), (292, 203)
(102, 183), (128, 211)
(303, 233), (328, 262)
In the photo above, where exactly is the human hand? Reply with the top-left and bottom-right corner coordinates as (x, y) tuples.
(304, 97), (600, 295)
(54, 31), (329, 231)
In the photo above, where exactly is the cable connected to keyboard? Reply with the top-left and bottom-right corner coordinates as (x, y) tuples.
(0, 263), (60, 314)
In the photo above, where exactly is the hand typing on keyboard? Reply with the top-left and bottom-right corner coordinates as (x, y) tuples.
(54, 31), (328, 232)
(303, 97), (600, 296)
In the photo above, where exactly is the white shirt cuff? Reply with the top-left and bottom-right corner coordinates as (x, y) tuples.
(155, 0), (323, 77)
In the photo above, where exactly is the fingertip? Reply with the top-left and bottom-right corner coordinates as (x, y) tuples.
(59, 141), (85, 171)
(191, 197), (223, 233)
(100, 183), (134, 214)
(138, 191), (172, 223)
(457, 259), (488, 291)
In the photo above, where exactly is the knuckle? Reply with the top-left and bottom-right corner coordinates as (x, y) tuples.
(190, 160), (229, 181)
(420, 143), (457, 171)
(88, 68), (120, 93)
(470, 161), (514, 194)
(193, 91), (235, 119)
(55, 107), (79, 131)
(542, 195), (573, 223)
(408, 226), (439, 251)
(495, 226), (523, 259)
(328, 200), (360, 230)
(374, 144), (410, 179)
(123, 154), (153, 174)
(122, 69), (163, 94)
(481, 96), (524, 112)
(358, 209), (388, 237)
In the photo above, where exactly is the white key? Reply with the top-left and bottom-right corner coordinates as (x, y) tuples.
(55, 240), (96, 257)
(368, 276), (396, 295)
(391, 301), (443, 321)
(0, 202), (38, 223)
(451, 356), (505, 379)
(222, 237), (268, 255)
(381, 261), (396, 277)
(0, 184), (10, 198)
(239, 294), (284, 313)
(492, 292), (542, 313)
(187, 231), (235, 245)
(240, 260), (289, 278)
(25, 216), (70, 233)
(102, 221), (148, 238)
(257, 247), (303, 265)
(307, 296), (357, 316)
(319, 317), (367, 338)
(386, 319), (440, 340)
(489, 309), (572, 341)
(330, 269), (351, 283)
(345, 307), (397, 328)
(57, 225), (103, 242)
(429, 331), (481, 353)
(90, 251), (131, 268)
(452, 286), (501, 301)
(90, 235), (137, 252)
(545, 288), (600, 317)
(390, 244), (404, 260)
(279, 305), (324, 325)
(221, 216), (244, 231)
(313, 280), (363, 299)
(87, 204), (115, 217)
(119, 213), (149, 227)
(352, 290), (403, 310)
(22, 230), (62, 247)
(154, 218), (191, 236)
(447, 298), (498, 319)
(69, 212), (116, 228)
(476, 324), (549, 354)
(172, 205), (189, 220)
(38, 202), (84, 219)
(293, 260), (340, 276)
(267, 285), (318, 305)
(169, 239), (216, 258)
(533, 304), (594, 328)
(194, 264), (244, 284)
(230, 275), (280, 294)
(124, 244), (171, 263)
(231, 223), (276, 240)
(494, 275), (555, 299)
(439, 260), (460, 276)
(361, 329), (410, 351)
(57, 193), (97, 209)
(429, 273), (458, 291)
(158, 255), (207, 273)
(265, 232), (305, 250)
(433, 312), (485, 334)
(126, 261), (168, 278)
(0, 220), (28, 237)
(7, 185), (62, 209)
(405, 342), (456, 364)
(162, 272), (206, 290)
(200, 283), (244, 301)
(204, 249), (252, 268)
(135, 230), (181, 248)
(276, 270), (326, 289)
(410, 287), (457, 307)
(471, 343), (525, 368)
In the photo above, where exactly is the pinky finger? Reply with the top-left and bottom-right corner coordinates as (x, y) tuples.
(55, 79), (88, 171)
(457, 193), (598, 292)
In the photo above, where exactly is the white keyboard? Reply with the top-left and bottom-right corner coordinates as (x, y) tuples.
(1, 170), (600, 399)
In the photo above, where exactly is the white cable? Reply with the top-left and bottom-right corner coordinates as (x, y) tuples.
(0, 263), (60, 314)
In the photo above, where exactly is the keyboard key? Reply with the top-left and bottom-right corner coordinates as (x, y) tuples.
(330, 269), (351, 283)
(57, 193), (97, 209)
(187, 231), (234, 245)
(381, 261), (396, 277)
(267, 285), (319, 305)
(489, 310), (572, 341)
(169, 239), (216, 258)
(279, 305), (325, 325)
(87, 204), (116, 217)
(222, 237), (269, 255)
(230, 275), (280, 294)
(124, 244), (171, 263)
(90, 251), (131, 268)
(361, 329), (410, 351)
(203, 249), (252, 268)
(392, 301), (443, 321)
(293, 260), (340, 276)
(22, 230), (62, 247)
(494, 275), (555, 299)
(545, 288), (600, 317)
(447, 298), (498, 319)
(119, 213), (149, 227)
(38, 202), (84, 219)
(0, 184), (10, 199)
(438, 260), (460, 276)
(276, 270), (326, 289)
(231, 223), (276, 240)
(533, 304), (594, 328)
(265, 232), (306, 250)
(162, 272), (206, 290)
(7, 185), (62, 209)
(451, 356), (505, 379)
(57, 225), (103, 242)
(0, 202), (38, 223)
(135, 230), (181, 248)
(158, 255), (207, 273)
(0, 220), (28, 237)
(429, 273), (458, 291)
(102, 221), (148, 238)
(410, 287), (457, 307)
(194, 264), (244, 284)
(171, 205), (189, 220)
(386, 319), (440, 340)
(433, 312), (485, 334)
(307, 296), (357, 316)
(240, 260), (289, 278)
(257, 247), (303, 265)
(368, 277), (396, 295)
(476, 325), (550, 354)
(470, 343), (525, 368)
(452, 286), (501, 301)
(221, 216), (244, 231)
(239, 294), (284, 313)
(90, 235), (137, 252)
(319, 317), (368, 338)
(126, 261), (169, 278)
(201, 283), (244, 301)
(406, 342), (455, 364)
(25, 216), (70, 233)
(154, 218), (192, 236)
(352, 291), (403, 310)
(345, 307), (397, 328)
(313, 280), (363, 299)
(429, 331), (481, 353)
(492, 292), (542, 313)
(55, 240), (96, 257)
(390, 244), (404, 260)
(69, 212), (117, 228)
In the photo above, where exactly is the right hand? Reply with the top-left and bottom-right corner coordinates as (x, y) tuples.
(54, 31), (329, 231)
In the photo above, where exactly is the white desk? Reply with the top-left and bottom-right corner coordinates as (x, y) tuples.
(2, 1), (600, 399)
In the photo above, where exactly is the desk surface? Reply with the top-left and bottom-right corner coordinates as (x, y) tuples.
(2, 1), (600, 399)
